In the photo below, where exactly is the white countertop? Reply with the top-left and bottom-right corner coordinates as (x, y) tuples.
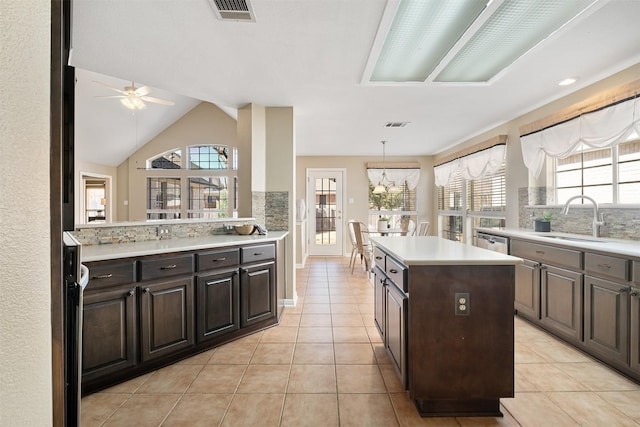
(370, 236), (522, 266)
(82, 231), (288, 262)
(476, 228), (640, 258)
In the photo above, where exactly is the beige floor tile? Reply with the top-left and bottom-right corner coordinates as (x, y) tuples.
(278, 313), (301, 326)
(514, 342), (548, 364)
(285, 303), (303, 314)
(100, 372), (152, 394)
(501, 393), (579, 426)
(162, 394), (232, 426)
(560, 362), (640, 391)
(516, 363), (589, 391)
(529, 339), (592, 363)
(547, 391), (637, 426)
(334, 343), (376, 364)
(81, 393), (130, 426)
(329, 288), (353, 296)
(331, 313), (363, 327)
(330, 296), (357, 305)
(330, 302), (360, 313)
(293, 343), (335, 364)
(338, 393), (399, 426)
(367, 326), (384, 343)
(250, 342), (295, 364)
(300, 313), (332, 327)
(333, 326), (371, 343)
(281, 394), (339, 427)
(302, 303), (331, 313)
(389, 392), (459, 426)
(287, 364), (337, 393)
(236, 364), (290, 394)
(456, 409), (520, 427)
(514, 324), (554, 343)
(514, 368), (541, 392)
(102, 394), (180, 427)
(234, 330), (264, 343)
(221, 393), (285, 427)
(187, 365), (246, 394)
(304, 295), (331, 304)
(361, 313), (376, 326)
(208, 340), (257, 364)
(358, 303), (375, 314)
(379, 364), (404, 392)
(136, 364), (202, 394)
(176, 348), (215, 365)
(297, 327), (333, 343)
(597, 390), (640, 421)
(305, 289), (330, 297)
(336, 364), (387, 393)
(373, 343), (392, 365)
(259, 325), (298, 343)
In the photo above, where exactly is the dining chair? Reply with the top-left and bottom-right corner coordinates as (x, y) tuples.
(351, 221), (373, 275)
(347, 220), (358, 268)
(415, 221), (430, 236)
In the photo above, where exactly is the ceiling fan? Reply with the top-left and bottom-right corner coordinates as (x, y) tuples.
(93, 80), (175, 110)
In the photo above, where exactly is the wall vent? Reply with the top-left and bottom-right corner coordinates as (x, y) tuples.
(385, 122), (409, 128)
(209, 0), (255, 22)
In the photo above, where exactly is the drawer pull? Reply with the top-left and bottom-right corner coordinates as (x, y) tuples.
(375, 256), (383, 260)
(160, 264), (177, 270)
(389, 269), (398, 274)
(535, 250), (545, 255)
(127, 290), (135, 297)
(212, 258), (226, 262)
(91, 273), (113, 280)
(620, 288), (629, 293)
(254, 252), (263, 256)
(143, 287), (150, 293)
(597, 263), (611, 270)
(631, 292), (639, 297)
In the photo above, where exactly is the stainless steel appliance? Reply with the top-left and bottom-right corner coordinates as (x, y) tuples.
(476, 232), (509, 255)
(63, 232), (89, 425)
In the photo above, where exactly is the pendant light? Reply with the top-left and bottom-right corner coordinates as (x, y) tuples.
(373, 141), (402, 194)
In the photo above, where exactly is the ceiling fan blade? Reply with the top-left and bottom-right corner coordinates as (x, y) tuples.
(92, 80), (126, 94)
(135, 85), (151, 96)
(94, 95), (126, 99)
(140, 96), (175, 106)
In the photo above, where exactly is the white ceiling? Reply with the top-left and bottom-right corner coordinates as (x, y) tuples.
(71, 0), (640, 166)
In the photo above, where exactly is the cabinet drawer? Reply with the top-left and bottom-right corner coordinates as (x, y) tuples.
(241, 244), (275, 264)
(585, 252), (629, 282)
(373, 248), (385, 270)
(511, 239), (581, 270)
(385, 256), (408, 293)
(634, 261), (640, 285)
(139, 254), (194, 281)
(85, 259), (137, 290)
(197, 249), (240, 272)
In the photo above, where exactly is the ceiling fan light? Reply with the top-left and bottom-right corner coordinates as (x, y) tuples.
(373, 184), (387, 194)
(121, 94), (145, 110)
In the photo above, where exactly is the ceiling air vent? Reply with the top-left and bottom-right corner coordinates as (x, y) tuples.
(209, 0), (255, 22)
(385, 122), (409, 128)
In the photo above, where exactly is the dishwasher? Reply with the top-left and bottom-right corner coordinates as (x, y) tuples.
(476, 232), (509, 254)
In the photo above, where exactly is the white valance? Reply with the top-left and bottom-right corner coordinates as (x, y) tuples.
(367, 168), (420, 190)
(434, 144), (506, 186)
(521, 96), (640, 178)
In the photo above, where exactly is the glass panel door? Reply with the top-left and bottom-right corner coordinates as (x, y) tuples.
(307, 169), (344, 256)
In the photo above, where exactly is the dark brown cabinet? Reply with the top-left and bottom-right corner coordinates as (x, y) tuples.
(240, 262), (276, 327)
(584, 275), (629, 365)
(139, 277), (195, 362)
(631, 287), (640, 374)
(197, 268), (240, 342)
(373, 269), (386, 340)
(82, 285), (137, 381)
(514, 258), (540, 321)
(540, 264), (583, 345)
(386, 280), (407, 387)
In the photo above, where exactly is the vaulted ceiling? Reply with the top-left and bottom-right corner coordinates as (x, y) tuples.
(71, 0), (640, 167)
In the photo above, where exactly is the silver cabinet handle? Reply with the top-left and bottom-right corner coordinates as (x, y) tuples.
(597, 263), (611, 270)
(92, 273), (113, 279)
(212, 258), (226, 262)
(389, 269), (398, 274)
(143, 287), (150, 293)
(535, 250), (545, 255)
(160, 264), (177, 270)
(127, 290), (135, 297)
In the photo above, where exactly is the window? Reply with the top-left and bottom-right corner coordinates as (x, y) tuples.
(554, 138), (640, 204)
(188, 145), (228, 170)
(368, 181), (417, 231)
(188, 177), (229, 219)
(147, 178), (181, 219)
(437, 172), (465, 241)
(150, 149), (182, 169)
(468, 165), (506, 229)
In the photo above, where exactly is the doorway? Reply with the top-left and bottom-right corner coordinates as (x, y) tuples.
(80, 173), (111, 223)
(307, 169), (345, 256)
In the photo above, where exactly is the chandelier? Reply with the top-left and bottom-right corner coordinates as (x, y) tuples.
(373, 141), (402, 194)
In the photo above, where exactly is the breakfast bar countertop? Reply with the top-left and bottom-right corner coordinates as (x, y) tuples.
(370, 236), (522, 266)
(81, 231), (289, 262)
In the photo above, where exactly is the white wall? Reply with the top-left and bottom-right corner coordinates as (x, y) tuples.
(0, 0), (53, 424)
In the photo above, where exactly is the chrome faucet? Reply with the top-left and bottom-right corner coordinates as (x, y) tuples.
(561, 195), (604, 238)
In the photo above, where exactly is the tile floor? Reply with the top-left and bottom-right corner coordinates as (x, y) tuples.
(82, 256), (640, 426)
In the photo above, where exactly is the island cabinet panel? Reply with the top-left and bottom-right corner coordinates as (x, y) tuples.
(514, 259), (540, 321)
(140, 277), (195, 362)
(373, 268), (386, 340)
(631, 287), (640, 374)
(540, 265), (583, 345)
(408, 264), (515, 417)
(197, 269), (240, 342)
(82, 285), (137, 381)
(240, 262), (276, 327)
(386, 281), (407, 387)
(584, 275), (629, 365)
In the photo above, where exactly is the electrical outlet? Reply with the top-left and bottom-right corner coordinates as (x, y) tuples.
(157, 225), (172, 238)
(455, 292), (470, 316)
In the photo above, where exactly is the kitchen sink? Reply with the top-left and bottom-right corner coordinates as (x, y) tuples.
(543, 235), (607, 243)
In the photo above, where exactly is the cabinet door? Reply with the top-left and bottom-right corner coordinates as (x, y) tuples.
(197, 269), (240, 343)
(540, 265), (583, 345)
(386, 282), (407, 389)
(514, 258), (540, 321)
(629, 287), (640, 374)
(240, 262), (276, 327)
(373, 269), (386, 340)
(584, 275), (629, 365)
(140, 277), (195, 362)
(82, 285), (137, 381)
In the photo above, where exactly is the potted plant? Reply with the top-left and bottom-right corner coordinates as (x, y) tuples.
(377, 216), (390, 232)
(534, 211), (553, 232)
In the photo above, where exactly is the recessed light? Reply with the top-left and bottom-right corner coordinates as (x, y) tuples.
(558, 77), (577, 86)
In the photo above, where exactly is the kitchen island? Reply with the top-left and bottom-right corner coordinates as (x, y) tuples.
(370, 236), (521, 417)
